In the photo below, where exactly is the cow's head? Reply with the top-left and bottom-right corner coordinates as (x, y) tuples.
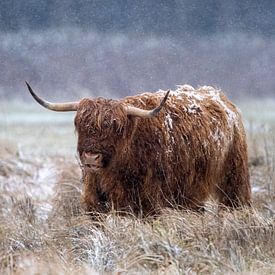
(26, 82), (169, 173)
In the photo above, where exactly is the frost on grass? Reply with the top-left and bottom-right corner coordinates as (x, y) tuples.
(0, 154), (58, 220)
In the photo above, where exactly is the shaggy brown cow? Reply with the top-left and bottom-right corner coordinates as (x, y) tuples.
(26, 83), (251, 215)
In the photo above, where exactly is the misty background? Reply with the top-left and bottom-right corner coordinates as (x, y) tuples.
(1, 0), (275, 101)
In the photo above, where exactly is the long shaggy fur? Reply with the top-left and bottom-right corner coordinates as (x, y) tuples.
(74, 85), (251, 216)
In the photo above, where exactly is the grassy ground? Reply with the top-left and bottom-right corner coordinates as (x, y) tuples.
(0, 100), (275, 274)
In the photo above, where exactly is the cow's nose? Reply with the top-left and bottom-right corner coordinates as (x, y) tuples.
(83, 152), (103, 171)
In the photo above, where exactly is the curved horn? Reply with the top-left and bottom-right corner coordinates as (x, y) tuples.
(125, 90), (170, 118)
(25, 82), (79, 112)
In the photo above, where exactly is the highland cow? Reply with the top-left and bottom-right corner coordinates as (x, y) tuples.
(26, 82), (251, 215)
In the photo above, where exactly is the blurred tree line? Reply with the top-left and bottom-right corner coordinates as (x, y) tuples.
(0, 0), (274, 36)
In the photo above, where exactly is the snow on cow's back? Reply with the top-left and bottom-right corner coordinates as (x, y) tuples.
(153, 84), (242, 151)
(155, 84), (239, 128)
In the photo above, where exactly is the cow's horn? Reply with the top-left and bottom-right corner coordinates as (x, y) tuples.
(125, 90), (170, 118)
(26, 82), (79, 112)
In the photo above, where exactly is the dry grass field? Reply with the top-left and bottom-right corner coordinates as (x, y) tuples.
(0, 100), (275, 274)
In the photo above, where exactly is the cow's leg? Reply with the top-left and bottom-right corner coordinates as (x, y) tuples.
(176, 185), (207, 213)
(216, 133), (251, 208)
(182, 195), (206, 212)
(82, 173), (109, 213)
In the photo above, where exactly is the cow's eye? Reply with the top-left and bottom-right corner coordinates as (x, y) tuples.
(102, 121), (110, 128)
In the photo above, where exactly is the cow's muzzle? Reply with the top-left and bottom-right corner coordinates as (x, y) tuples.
(82, 152), (103, 172)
